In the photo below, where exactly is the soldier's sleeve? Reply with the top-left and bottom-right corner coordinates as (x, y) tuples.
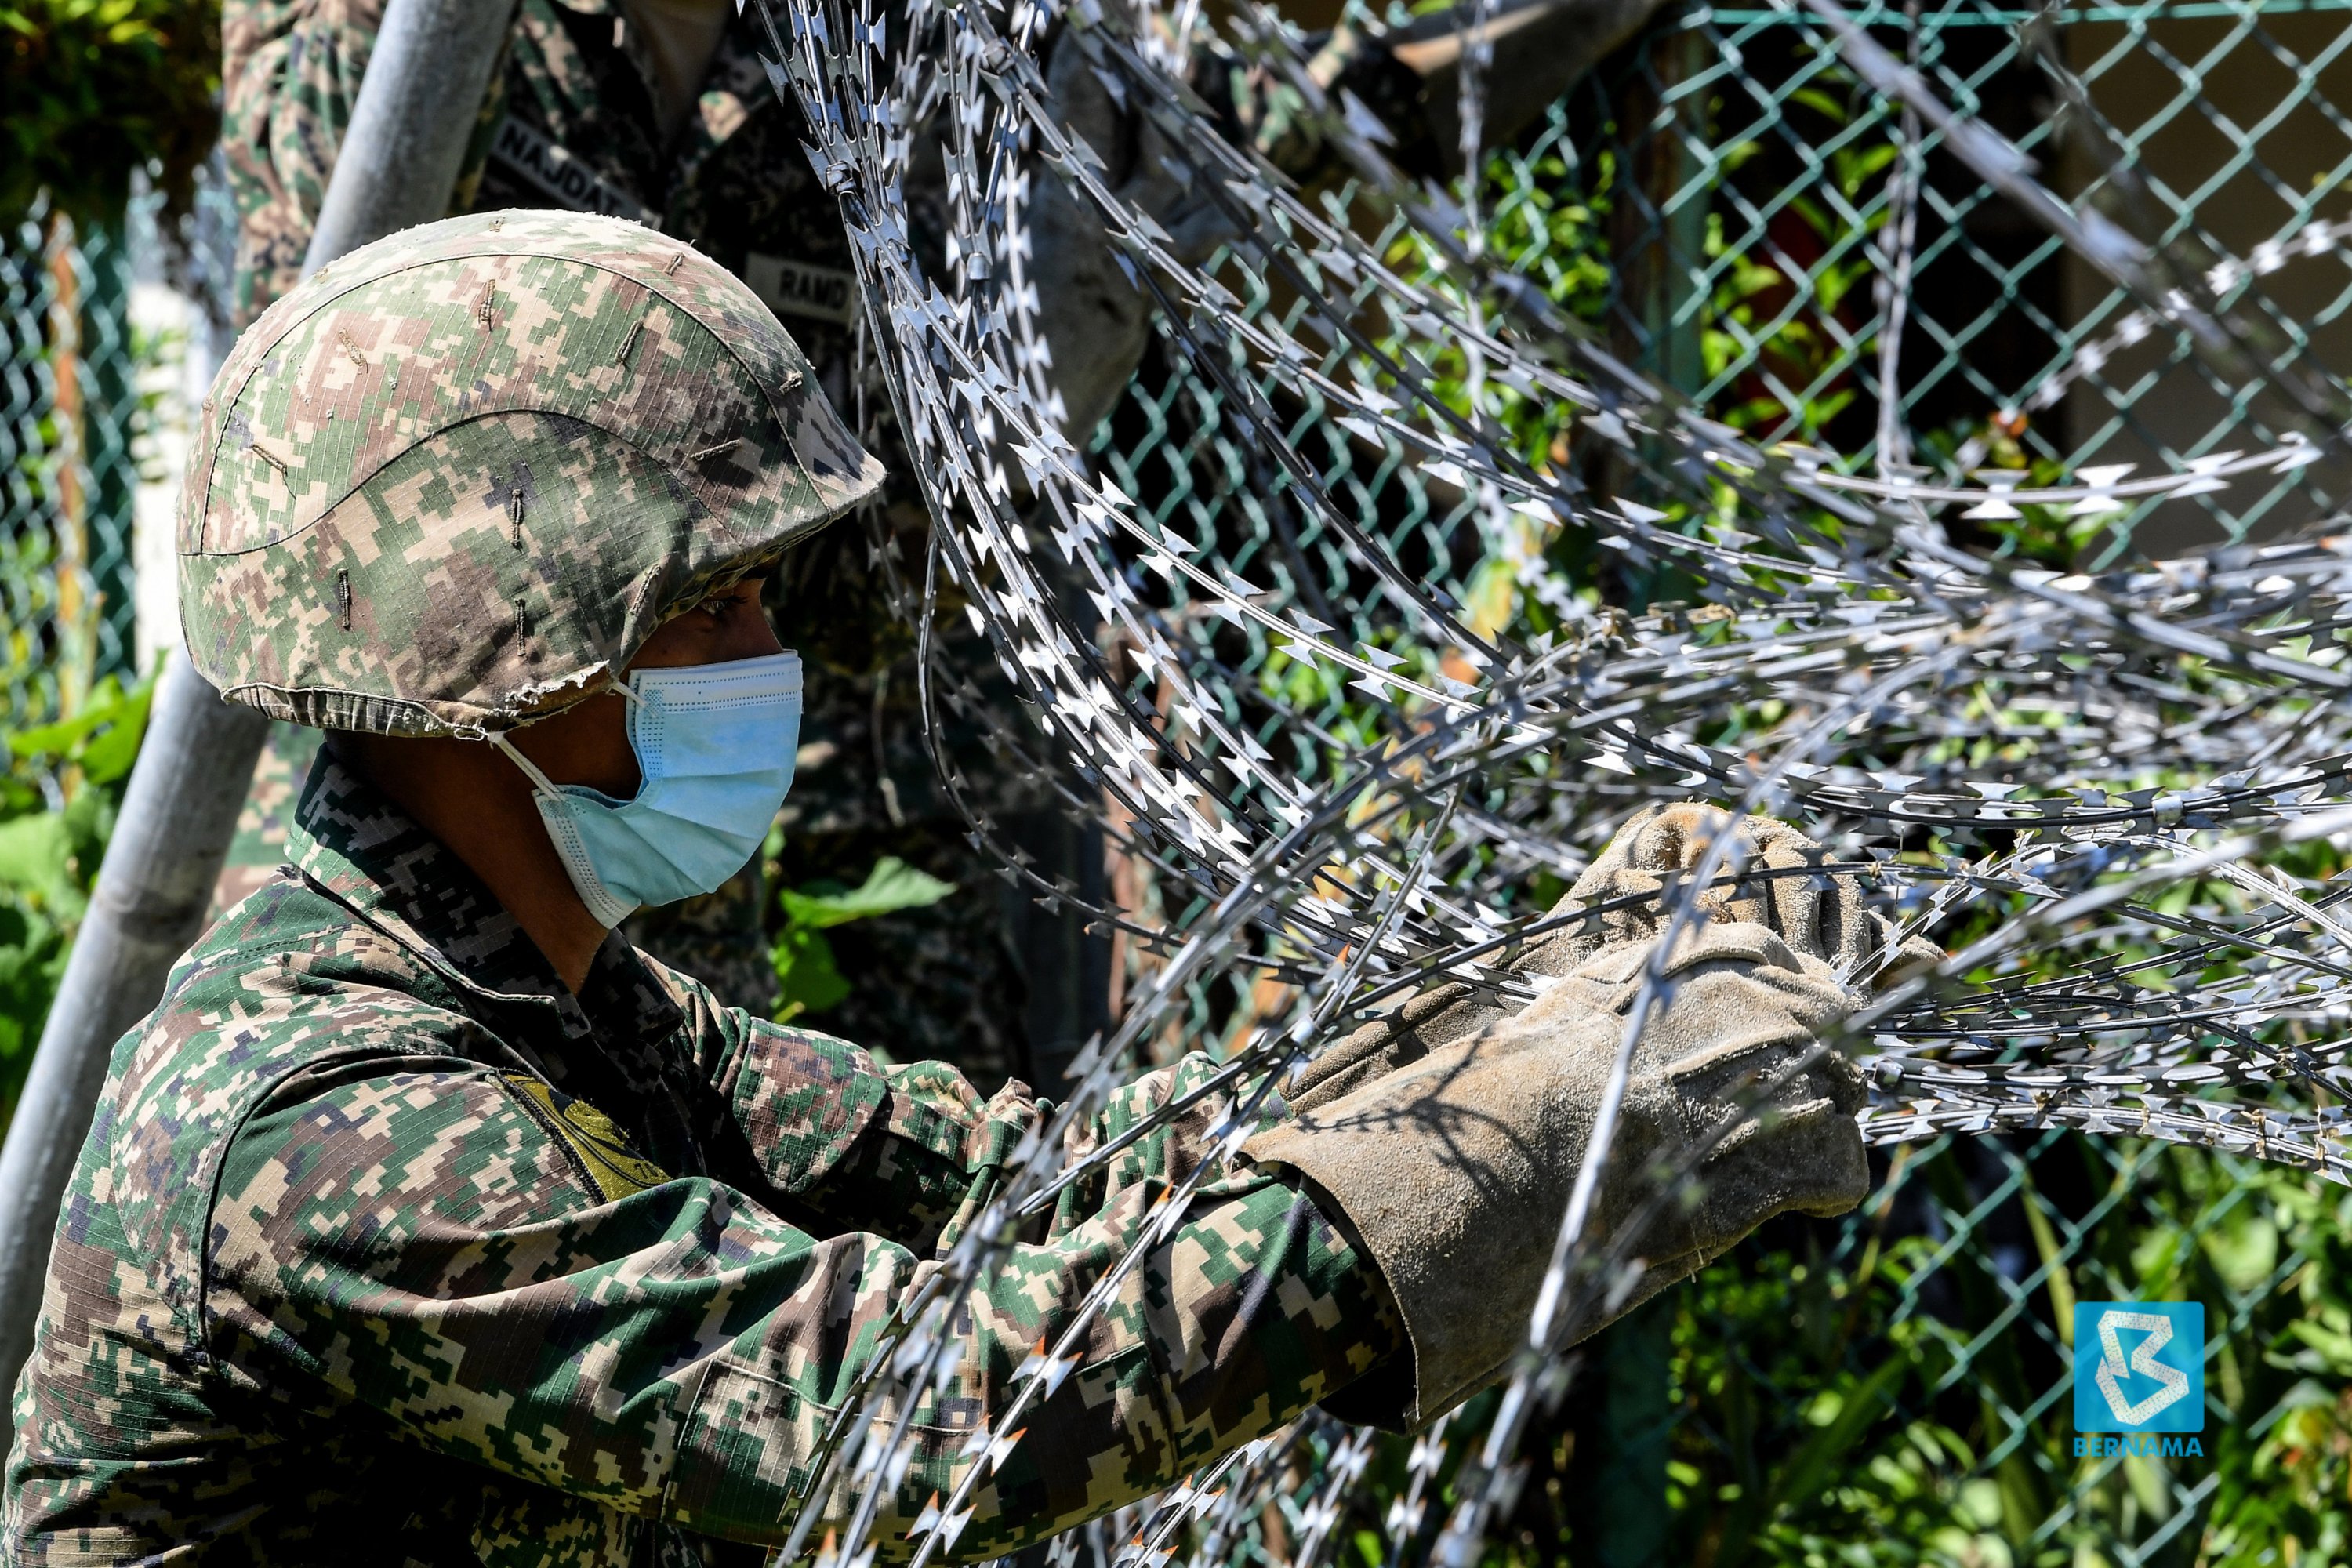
(650, 957), (1036, 1247)
(206, 1060), (1402, 1556)
(222, 0), (507, 327)
(223, 0), (376, 325)
(659, 961), (1259, 1256)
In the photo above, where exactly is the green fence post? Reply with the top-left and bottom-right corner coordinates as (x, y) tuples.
(1601, 9), (1711, 607)
(1568, 1293), (1677, 1567)
(81, 220), (135, 688)
(1562, 16), (1716, 1564)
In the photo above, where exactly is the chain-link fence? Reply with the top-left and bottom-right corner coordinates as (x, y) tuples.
(2, 207), (145, 731)
(0, 170), (230, 1097)
(1619, 0), (2352, 557)
(0, 167), (230, 742)
(1079, 3), (2352, 1559)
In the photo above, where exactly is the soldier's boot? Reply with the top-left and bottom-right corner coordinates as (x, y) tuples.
(1243, 918), (1870, 1428)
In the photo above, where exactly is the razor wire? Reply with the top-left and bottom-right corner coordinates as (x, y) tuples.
(720, 0), (2352, 1559)
(0, 0), (2331, 1555)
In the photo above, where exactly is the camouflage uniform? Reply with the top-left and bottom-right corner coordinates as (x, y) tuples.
(0, 209), (1405, 1563)
(0, 755), (1400, 1563)
(219, 0), (1040, 1074)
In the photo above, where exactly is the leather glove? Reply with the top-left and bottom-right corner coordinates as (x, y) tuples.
(1526, 802), (1941, 982)
(1029, 16), (1237, 441)
(1245, 919), (1868, 1428)
(1285, 803), (1936, 1115)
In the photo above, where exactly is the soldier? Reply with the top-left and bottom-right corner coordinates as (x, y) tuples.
(212, 0), (1680, 1089)
(2, 213), (1887, 1562)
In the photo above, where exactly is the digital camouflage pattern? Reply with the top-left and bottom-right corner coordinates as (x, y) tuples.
(211, 720), (323, 917)
(218, 0), (1044, 1071)
(205, 0), (1516, 1076)
(181, 208), (884, 737)
(1, 757), (1401, 1564)
(224, 0), (881, 358)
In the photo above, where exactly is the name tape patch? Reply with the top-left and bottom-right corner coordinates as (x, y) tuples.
(489, 118), (653, 225)
(746, 252), (858, 325)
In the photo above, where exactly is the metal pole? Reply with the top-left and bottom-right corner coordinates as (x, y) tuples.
(0, 0), (519, 1390)
(300, 0), (521, 278)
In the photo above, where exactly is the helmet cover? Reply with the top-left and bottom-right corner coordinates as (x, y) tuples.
(177, 209), (884, 736)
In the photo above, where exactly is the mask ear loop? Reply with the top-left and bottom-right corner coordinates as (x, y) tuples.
(488, 731), (566, 798)
(488, 678), (644, 794)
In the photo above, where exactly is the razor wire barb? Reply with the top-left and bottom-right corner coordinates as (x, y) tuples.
(736, 0), (2352, 1558)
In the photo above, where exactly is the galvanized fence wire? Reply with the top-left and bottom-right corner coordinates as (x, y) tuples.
(0, 204), (144, 739)
(4, 0), (2351, 1559)
(1077, 27), (2352, 1561)
(1601, 0), (2352, 554)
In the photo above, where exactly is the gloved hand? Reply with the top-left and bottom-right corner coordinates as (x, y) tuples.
(1284, 803), (1937, 1114)
(1029, 13), (1236, 441)
(1526, 802), (1942, 982)
(1245, 917), (1869, 1428)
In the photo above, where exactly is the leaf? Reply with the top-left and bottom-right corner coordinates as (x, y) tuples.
(9, 704), (109, 760)
(1759, 1350), (1910, 1520)
(5, 668), (156, 783)
(1787, 87), (1852, 126)
(2286, 1319), (2352, 1376)
(1836, 141), (1900, 198)
(0, 894), (66, 1062)
(779, 856), (956, 930)
(0, 811), (77, 910)
(74, 673), (154, 784)
(771, 924), (851, 1019)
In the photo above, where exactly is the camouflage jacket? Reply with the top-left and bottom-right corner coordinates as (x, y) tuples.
(211, 2), (1450, 1083)
(0, 757), (1399, 1566)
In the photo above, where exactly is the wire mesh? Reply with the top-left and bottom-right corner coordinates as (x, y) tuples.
(1059, 2), (2352, 1560)
(0, 205), (143, 735)
(1584, 0), (2352, 556)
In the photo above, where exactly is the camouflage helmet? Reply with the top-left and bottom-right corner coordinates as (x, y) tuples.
(177, 209), (884, 737)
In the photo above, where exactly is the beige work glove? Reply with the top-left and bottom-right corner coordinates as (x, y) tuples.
(1244, 918), (1868, 1428)
(1285, 802), (1937, 1114)
(1029, 16), (1236, 442)
(1530, 802), (1941, 979)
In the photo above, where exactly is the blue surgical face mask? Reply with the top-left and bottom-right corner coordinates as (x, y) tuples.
(492, 651), (802, 927)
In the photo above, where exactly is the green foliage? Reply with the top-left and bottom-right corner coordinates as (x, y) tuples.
(771, 855), (956, 1022)
(10, 667), (154, 786)
(0, 668), (152, 1113)
(1234, 64), (2352, 1568)
(1289, 1145), (2352, 1568)
(0, 533), (61, 722)
(1, 0), (222, 227)
(1381, 137), (1615, 642)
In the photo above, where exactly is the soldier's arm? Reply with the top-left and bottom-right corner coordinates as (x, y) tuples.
(205, 1059), (1400, 1556)
(659, 956), (1249, 1254)
(222, 0), (376, 325)
(221, 0), (504, 327)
